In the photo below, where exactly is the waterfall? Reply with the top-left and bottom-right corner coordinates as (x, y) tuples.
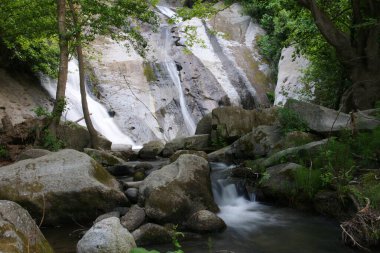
(158, 6), (196, 135)
(40, 60), (138, 149)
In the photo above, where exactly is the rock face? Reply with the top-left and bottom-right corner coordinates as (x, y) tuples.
(161, 134), (210, 157)
(0, 200), (53, 253)
(0, 149), (128, 225)
(285, 99), (380, 133)
(211, 107), (278, 143)
(186, 210), (226, 233)
(77, 217), (136, 253)
(274, 46), (312, 106)
(139, 154), (218, 223)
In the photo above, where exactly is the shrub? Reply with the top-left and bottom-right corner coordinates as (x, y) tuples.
(278, 107), (309, 134)
(41, 130), (64, 151)
(293, 167), (323, 199)
(0, 145), (9, 159)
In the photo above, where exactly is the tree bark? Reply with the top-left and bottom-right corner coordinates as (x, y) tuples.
(53, 0), (69, 126)
(68, 0), (100, 148)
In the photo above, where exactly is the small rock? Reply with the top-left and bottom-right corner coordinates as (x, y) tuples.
(169, 150), (208, 163)
(132, 223), (172, 246)
(121, 205), (146, 231)
(94, 211), (120, 224)
(125, 188), (139, 203)
(113, 207), (129, 216)
(138, 140), (165, 159)
(186, 210), (226, 233)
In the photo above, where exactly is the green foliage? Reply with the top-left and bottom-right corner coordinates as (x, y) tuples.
(143, 63), (157, 82)
(277, 107), (309, 134)
(33, 106), (52, 118)
(293, 167), (323, 199)
(361, 173), (380, 209)
(350, 127), (380, 169)
(41, 130), (64, 151)
(0, 145), (9, 159)
(131, 248), (160, 253)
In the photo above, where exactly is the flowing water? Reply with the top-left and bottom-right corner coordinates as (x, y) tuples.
(40, 60), (138, 149)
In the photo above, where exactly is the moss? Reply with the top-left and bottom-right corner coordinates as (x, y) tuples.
(143, 63), (156, 82)
(91, 160), (114, 187)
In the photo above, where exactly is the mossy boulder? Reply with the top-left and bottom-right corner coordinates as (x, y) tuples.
(84, 148), (125, 166)
(169, 150), (208, 163)
(195, 113), (212, 135)
(139, 154), (218, 224)
(0, 200), (54, 253)
(138, 140), (165, 160)
(161, 135), (210, 157)
(132, 223), (172, 246)
(0, 149), (128, 225)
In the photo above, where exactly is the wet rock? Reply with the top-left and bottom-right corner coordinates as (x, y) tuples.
(94, 211), (121, 224)
(133, 171), (146, 181)
(207, 146), (233, 163)
(106, 164), (135, 177)
(125, 188), (139, 203)
(169, 150), (208, 163)
(132, 223), (172, 246)
(186, 210), (226, 233)
(162, 134), (210, 157)
(77, 217), (136, 253)
(138, 140), (165, 160)
(134, 162), (154, 172)
(0, 200), (54, 253)
(16, 148), (51, 161)
(0, 149), (128, 225)
(139, 154), (218, 224)
(121, 205), (146, 231)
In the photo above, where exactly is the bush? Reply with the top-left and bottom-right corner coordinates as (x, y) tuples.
(0, 145), (9, 159)
(278, 107), (309, 134)
(41, 130), (64, 151)
(293, 167), (322, 199)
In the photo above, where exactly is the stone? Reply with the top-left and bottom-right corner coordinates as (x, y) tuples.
(195, 113), (212, 135)
(106, 164), (135, 177)
(207, 146), (233, 163)
(16, 148), (51, 161)
(211, 107), (278, 143)
(139, 154), (218, 223)
(77, 217), (136, 253)
(94, 211), (120, 224)
(0, 149), (128, 225)
(285, 99), (380, 133)
(125, 188), (139, 203)
(0, 200), (54, 253)
(113, 207), (129, 216)
(132, 223), (172, 246)
(162, 134), (210, 157)
(84, 148), (125, 166)
(186, 210), (226, 233)
(138, 140), (165, 160)
(121, 205), (146, 231)
(169, 150), (208, 163)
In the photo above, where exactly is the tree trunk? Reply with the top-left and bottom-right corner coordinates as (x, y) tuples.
(53, 0), (69, 127)
(69, 0), (100, 148)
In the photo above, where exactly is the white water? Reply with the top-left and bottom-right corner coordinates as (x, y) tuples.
(40, 60), (138, 149)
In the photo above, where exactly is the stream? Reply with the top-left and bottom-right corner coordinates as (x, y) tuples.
(43, 162), (359, 253)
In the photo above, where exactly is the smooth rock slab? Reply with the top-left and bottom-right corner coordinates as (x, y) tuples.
(0, 149), (128, 225)
(77, 217), (136, 253)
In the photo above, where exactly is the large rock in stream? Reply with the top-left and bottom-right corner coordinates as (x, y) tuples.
(0, 200), (53, 253)
(139, 154), (219, 224)
(0, 149), (128, 225)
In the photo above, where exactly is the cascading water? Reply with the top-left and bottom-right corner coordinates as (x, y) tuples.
(40, 60), (138, 149)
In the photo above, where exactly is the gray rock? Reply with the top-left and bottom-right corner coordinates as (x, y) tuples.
(0, 200), (54, 253)
(139, 154), (218, 223)
(84, 148), (125, 166)
(132, 223), (172, 246)
(77, 217), (136, 253)
(121, 205), (146, 231)
(195, 113), (212, 135)
(139, 140), (165, 159)
(186, 210), (226, 232)
(169, 150), (208, 163)
(285, 99), (380, 133)
(125, 188), (139, 203)
(162, 134), (210, 157)
(113, 207), (130, 216)
(16, 148), (51, 161)
(0, 149), (128, 225)
(94, 211), (120, 224)
(207, 146), (233, 163)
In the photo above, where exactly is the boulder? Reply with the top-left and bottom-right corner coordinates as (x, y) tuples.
(0, 200), (53, 253)
(16, 148), (51, 161)
(77, 217), (136, 253)
(57, 122), (111, 151)
(0, 149), (128, 225)
(121, 205), (146, 231)
(230, 125), (282, 158)
(162, 134), (210, 157)
(285, 99), (380, 133)
(138, 140), (165, 159)
(84, 148), (125, 166)
(195, 113), (212, 135)
(94, 211), (121, 224)
(169, 150), (208, 163)
(186, 210), (226, 233)
(139, 154), (218, 223)
(211, 107), (278, 143)
(125, 188), (139, 203)
(207, 146), (233, 163)
(132, 223), (172, 246)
